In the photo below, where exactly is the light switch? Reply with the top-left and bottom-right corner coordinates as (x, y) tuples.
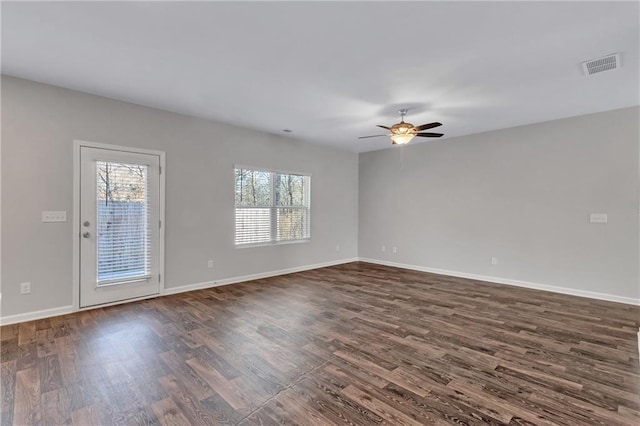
(42, 211), (67, 222)
(589, 213), (607, 223)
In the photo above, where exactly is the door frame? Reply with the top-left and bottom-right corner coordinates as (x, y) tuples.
(72, 140), (166, 312)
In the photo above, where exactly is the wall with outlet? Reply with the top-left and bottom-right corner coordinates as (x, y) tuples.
(359, 106), (639, 302)
(2, 75), (639, 322)
(1, 76), (359, 319)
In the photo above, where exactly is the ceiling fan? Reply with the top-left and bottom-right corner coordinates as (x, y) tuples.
(359, 109), (443, 145)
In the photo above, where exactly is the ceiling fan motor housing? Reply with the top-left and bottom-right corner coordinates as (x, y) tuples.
(391, 121), (416, 135)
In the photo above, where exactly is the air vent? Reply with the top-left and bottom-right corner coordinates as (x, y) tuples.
(582, 53), (620, 76)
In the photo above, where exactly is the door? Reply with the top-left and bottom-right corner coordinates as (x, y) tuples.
(80, 146), (162, 308)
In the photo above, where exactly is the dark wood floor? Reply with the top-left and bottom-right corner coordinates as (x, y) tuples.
(1, 262), (639, 425)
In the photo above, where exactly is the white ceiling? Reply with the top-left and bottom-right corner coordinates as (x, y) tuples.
(2, 1), (638, 153)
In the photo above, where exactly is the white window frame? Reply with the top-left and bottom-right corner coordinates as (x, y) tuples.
(234, 165), (311, 247)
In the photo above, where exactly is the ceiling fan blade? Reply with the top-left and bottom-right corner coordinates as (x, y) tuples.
(376, 125), (392, 130)
(415, 122), (442, 131)
(415, 132), (444, 138)
(358, 134), (387, 139)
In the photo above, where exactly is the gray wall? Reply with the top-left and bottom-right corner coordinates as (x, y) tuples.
(1, 76), (359, 317)
(359, 107), (639, 302)
(2, 75), (638, 320)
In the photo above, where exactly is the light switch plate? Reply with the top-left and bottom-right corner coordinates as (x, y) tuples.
(42, 211), (67, 222)
(589, 213), (608, 223)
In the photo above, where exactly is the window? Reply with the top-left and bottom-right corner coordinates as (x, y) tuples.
(235, 167), (310, 246)
(96, 161), (151, 283)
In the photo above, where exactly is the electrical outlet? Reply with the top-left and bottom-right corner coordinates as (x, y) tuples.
(20, 282), (31, 295)
(491, 257), (498, 265)
(381, 245), (386, 252)
(392, 246), (398, 254)
(207, 260), (214, 269)
(336, 244), (340, 252)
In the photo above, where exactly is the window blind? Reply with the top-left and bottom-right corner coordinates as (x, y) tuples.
(96, 161), (151, 283)
(235, 167), (310, 245)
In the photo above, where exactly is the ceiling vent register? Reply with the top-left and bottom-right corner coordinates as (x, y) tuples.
(582, 53), (620, 76)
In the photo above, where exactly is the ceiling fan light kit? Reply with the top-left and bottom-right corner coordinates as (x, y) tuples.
(390, 133), (415, 145)
(359, 108), (444, 145)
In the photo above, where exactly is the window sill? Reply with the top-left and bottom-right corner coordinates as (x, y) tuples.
(234, 239), (310, 249)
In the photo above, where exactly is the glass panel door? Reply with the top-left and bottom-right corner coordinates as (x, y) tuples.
(80, 147), (161, 308)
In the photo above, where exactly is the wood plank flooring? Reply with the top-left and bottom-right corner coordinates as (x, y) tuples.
(1, 261), (639, 425)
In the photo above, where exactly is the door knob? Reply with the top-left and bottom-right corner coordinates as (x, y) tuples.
(83, 221), (90, 227)
(82, 232), (91, 238)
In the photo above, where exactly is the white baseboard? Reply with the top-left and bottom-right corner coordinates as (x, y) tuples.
(358, 257), (640, 306)
(0, 258), (357, 325)
(0, 258), (358, 325)
(0, 305), (74, 326)
(2, 256), (636, 325)
(164, 257), (358, 296)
